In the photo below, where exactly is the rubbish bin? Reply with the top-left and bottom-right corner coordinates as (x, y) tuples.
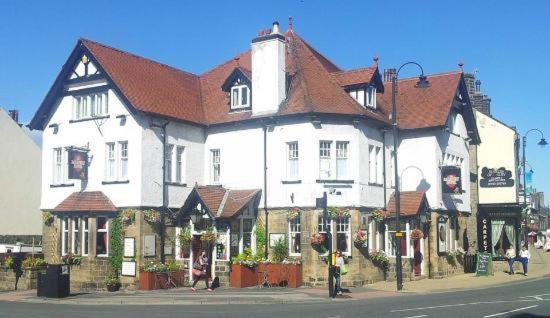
(37, 264), (70, 298)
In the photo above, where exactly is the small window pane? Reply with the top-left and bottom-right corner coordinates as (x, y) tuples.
(241, 86), (248, 105)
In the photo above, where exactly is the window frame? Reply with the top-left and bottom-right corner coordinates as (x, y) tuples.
(71, 217), (80, 255)
(319, 140), (333, 179)
(105, 142), (116, 180)
(385, 222), (411, 258)
(230, 84), (250, 110)
(53, 148), (64, 184)
(286, 142), (299, 181)
(165, 144), (174, 182)
(366, 86), (376, 108)
(336, 141), (349, 180)
(96, 217), (109, 257)
(336, 217), (351, 256)
(317, 215), (332, 256)
(61, 218), (69, 256)
(119, 141), (128, 180)
(73, 92), (108, 120)
(288, 217), (301, 256)
(176, 146), (185, 184)
(211, 149), (221, 184)
(82, 217), (89, 257)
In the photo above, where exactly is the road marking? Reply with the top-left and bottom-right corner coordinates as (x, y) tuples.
(390, 299), (540, 312)
(403, 315), (427, 318)
(483, 305), (539, 318)
(519, 293), (550, 300)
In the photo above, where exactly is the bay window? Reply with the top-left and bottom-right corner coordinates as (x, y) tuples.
(96, 217), (109, 257)
(71, 217), (80, 255)
(82, 217), (89, 256)
(289, 218), (301, 256)
(61, 218), (69, 256)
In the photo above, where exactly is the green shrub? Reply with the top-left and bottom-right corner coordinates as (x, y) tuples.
(271, 237), (288, 263)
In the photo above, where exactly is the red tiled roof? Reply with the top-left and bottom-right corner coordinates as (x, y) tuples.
(385, 191), (428, 217)
(377, 72), (462, 130)
(193, 185), (260, 218)
(81, 39), (205, 124)
(53, 191), (116, 212)
(331, 67), (377, 87)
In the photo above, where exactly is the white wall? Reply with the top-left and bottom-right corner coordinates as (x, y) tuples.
(0, 109), (42, 236)
(41, 83), (144, 210)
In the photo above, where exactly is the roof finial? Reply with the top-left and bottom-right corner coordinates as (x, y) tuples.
(458, 59), (464, 72)
(288, 16), (293, 31)
(373, 52), (379, 66)
(234, 56), (240, 67)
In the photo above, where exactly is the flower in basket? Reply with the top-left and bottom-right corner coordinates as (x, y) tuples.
(286, 207), (301, 220)
(369, 249), (389, 270)
(370, 209), (386, 222)
(282, 257), (302, 265)
(178, 227), (192, 246)
(201, 227), (217, 243)
(327, 207), (351, 219)
(22, 257), (47, 269)
(143, 209), (161, 224)
(410, 228), (424, 240)
(42, 211), (54, 226)
(140, 261), (169, 273)
(1, 256), (14, 270)
(310, 233), (326, 246)
(353, 229), (368, 247)
(121, 209), (136, 225)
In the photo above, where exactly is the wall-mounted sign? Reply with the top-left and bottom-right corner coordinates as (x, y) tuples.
(477, 216), (491, 253)
(123, 237), (135, 257)
(437, 216), (448, 255)
(480, 167), (514, 188)
(68, 149), (88, 180)
(143, 235), (156, 257)
(121, 261), (136, 277)
(442, 166), (462, 194)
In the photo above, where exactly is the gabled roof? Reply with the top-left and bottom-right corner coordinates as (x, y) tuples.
(377, 72), (463, 130)
(182, 185), (261, 219)
(52, 191), (116, 212)
(30, 29), (391, 130)
(221, 67), (252, 91)
(385, 191), (428, 217)
(331, 66), (382, 90)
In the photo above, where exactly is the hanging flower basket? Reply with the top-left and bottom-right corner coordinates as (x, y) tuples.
(201, 227), (216, 243)
(353, 229), (368, 248)
(42, 211), (54, 226)
(370, 209), (386, 223)
(327, 207), (351, 219)
(310, 233), (326, 246)
(178, 226), (192, 246)
(121, 209), (136, 225)
(286, 207), (301, 220)
(143, 209), (161, 224)
(369, 250), (389, 270)
(410, 228), (424, 240)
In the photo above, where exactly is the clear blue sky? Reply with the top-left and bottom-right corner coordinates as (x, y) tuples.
(1, 0), (549, 201)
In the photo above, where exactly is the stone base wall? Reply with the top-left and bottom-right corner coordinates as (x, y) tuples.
(69, 258), (112, 292)
(214, 261), (230, 287)
(0, 267), (42, 291)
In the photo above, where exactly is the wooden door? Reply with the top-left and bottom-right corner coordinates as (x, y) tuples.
(413, 240), (422, 276)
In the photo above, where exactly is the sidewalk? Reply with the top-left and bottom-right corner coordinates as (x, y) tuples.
(367, 246), (550, 293)
(1, 248), (548, 305)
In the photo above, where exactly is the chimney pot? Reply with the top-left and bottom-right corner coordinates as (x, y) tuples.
(265, 28), (271, 35)
(272, 21), (280, 34)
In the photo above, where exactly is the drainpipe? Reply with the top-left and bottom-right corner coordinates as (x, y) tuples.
(382, 129), (387, 209)
(152, 121), (169, 264)
(263, 123), (269, 257)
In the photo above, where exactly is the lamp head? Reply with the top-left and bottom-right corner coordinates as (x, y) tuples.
(415, 75), (430, 88)
(538, 138), (548, 147)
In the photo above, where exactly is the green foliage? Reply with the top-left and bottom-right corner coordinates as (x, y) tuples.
(140, 261), (169, 273)
(255, 222), (266, 253)
(1, 256), (13, 269)
(109, 216), (123, 275)
(271, 237), (288, 263)
(166, 259), (180, 271)
(42, 211), (54, 226)
(231, 248), (265, 268)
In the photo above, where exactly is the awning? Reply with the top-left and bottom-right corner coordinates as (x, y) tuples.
(181, 185), (261, 219)
(52, 191), (116, 212)
(385, 191), (429, 218)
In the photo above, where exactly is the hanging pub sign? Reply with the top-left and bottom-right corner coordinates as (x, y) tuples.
(479, 167), (514, 188)
(442, 166), (462, 194)
(68, 149), (88, 180)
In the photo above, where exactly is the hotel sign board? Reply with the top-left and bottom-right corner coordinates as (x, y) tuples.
(441, 166), (462, 194)
(68, 149), (88, 180)
(480, 167), (514, 188)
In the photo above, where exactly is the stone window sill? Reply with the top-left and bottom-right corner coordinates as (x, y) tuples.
(69, 115), (110, 124)
(282, 180), (302, 184)
(316, 179), (354, 184)
(166, 182), (187, 187)
(368, 182), (384, 187)
(50, 183), (74, 188)
(102, 180), (130, 185)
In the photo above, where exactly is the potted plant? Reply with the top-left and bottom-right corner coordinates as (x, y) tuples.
(327, 207), (351, 219)
(143, 209), (161, 224)
(286, 207), (301, 220)
(178, 226), (192, 258)
(310, 233), (327, 254)
(139, 261), (168, 290)
(121, 209), (136, 225)
(410, 228), (424, 241)
(353, 229), (368, 248)
(369, 250), (389, 271)
(230, 249), (260, 288)
(105, 274), (121, 292)
(201, 227), (216, 243)
(166, 259), (184, 286)
(42, 211), (54, 226)
(371, 209), (386, 223)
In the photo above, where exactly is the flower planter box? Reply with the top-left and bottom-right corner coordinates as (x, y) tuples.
(139, 272), (156, 290)
(286, 264), (302, 288)
(230, 264), (258, 288)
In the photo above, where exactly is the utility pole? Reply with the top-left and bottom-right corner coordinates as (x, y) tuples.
(317, 192), (333, 298)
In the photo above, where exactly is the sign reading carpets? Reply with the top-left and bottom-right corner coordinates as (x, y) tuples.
(68, 149), (88, 180)
(437, 216), (448, 255)
(479, 167), (514, 188)
(477, 216), (491, 253)
(441, 166), (462, 194)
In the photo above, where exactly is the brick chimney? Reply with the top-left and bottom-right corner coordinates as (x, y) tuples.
(251, 21), (286, 115)
(384, 68), (396, 82)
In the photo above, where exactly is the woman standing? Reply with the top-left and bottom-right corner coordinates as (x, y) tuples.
(333, 250), (344, 296)
(505, 245), (516, 275)
(191, 250), (212, 292)
(518, 245), (531, 276)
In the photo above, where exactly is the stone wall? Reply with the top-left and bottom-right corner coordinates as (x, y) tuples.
(262, 209), (385, 287)
(0, 267), (42, 291)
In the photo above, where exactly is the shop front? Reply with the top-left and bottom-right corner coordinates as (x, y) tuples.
(477, 204), (522, 260)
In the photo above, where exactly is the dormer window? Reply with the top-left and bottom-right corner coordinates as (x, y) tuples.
(348, 86), (376, 109)
(231, 84), (250, 110)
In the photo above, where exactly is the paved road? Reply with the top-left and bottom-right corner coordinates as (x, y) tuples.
(1, 277), (549, 318)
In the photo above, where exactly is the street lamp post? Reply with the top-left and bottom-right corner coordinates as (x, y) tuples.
(391, 62), (430, 291)
(521, 129), (546, 245)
